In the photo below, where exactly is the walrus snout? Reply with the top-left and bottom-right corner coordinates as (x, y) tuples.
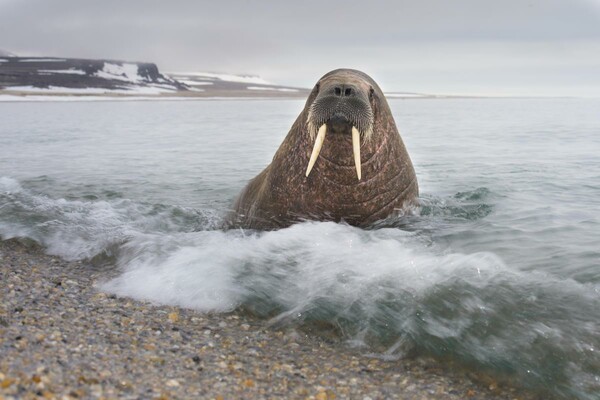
(328, 113), (352, 134)
(305, 82), (375, 181)
(307, 94), (374, 141)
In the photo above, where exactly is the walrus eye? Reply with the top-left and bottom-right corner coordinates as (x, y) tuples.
(369, 87), (375, 99)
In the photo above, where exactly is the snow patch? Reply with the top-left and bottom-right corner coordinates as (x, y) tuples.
(177, 79), (214, 86)
(39, 69), (87, 75)
(0, 95), (194, 102)
(4, 85), (176, 95)
(169, 72), (270, 85)
(156, 76), (176, 84)
(94, 62), (146, 83)
(18, 58), (67, 62)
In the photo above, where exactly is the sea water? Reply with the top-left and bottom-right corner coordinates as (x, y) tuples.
(1, 98), (599, 399)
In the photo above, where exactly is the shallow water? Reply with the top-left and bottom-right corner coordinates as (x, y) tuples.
(1, 98), (599, 399)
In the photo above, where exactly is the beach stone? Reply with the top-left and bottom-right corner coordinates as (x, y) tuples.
(168, 312), (179, 323)
(166, 379), (180, 387)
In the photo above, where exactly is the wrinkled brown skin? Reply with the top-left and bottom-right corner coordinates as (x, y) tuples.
(229, 69), (418, 230)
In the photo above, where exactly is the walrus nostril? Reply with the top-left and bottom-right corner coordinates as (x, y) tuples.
(333, 85), (355, 97)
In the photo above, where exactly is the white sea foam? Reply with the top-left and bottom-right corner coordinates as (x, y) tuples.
(0, 176), (22, 193)
(0, 177), (218, 260)
(102, 221), (505, 314)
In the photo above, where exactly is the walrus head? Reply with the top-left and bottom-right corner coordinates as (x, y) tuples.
(305, 69), (376, 180)
(230, 68), (418, 229)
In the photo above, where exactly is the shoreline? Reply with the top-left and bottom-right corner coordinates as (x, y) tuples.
(0, 239), (542, 399)
(1, 89), (571, 102)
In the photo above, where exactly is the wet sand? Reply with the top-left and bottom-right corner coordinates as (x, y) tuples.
(0, 239), (541, 400)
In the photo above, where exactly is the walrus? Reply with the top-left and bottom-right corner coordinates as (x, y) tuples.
(229, 69), (418, 229)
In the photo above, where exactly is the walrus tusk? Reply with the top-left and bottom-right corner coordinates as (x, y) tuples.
(305, 124), (327, 177)
(352, 126), (362, 180)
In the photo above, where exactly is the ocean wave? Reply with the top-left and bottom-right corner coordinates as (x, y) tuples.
(101, 221), (599, 398)
(2, 176), (599, 398)
(0, 176), (220, 260)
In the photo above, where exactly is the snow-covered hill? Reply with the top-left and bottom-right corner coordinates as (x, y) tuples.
(0, 58), (187, 94)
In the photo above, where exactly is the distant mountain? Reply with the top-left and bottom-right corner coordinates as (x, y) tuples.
(0, 57), (187, 94)
(166, 71), (309, 97)
(0, 56), (434, 98)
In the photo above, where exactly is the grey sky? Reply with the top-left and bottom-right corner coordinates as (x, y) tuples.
(1, 0), (600, 96)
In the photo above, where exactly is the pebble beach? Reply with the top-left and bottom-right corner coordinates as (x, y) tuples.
(0, 239), (544, 400)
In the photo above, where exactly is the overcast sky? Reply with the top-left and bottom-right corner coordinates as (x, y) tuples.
(1, 0), (600, 96)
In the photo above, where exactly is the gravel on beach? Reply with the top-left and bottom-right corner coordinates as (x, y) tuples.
(0, 239), (543, 400)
